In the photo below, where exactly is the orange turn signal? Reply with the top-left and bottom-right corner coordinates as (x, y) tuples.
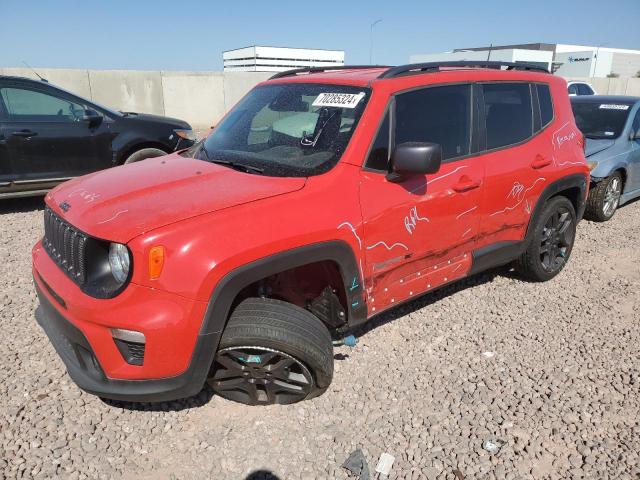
(148, 246), (165, 280)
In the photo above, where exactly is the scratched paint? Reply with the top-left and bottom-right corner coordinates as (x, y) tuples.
(490, 178), (546, 217)
(404, 206), (429, 235)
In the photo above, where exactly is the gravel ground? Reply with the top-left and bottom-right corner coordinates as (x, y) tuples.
(1, 196), (639, 480)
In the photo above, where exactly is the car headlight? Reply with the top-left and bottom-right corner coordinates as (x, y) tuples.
(174, 129), (197, 141)
(109, 242), (131, 284)
(587, 161), (598, 171)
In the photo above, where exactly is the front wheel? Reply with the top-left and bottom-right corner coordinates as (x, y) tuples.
(585, 172), (622, 222)
(209, 298), (334, 405)
(123, 147), (167, 164)
(515, 196), (577, 282)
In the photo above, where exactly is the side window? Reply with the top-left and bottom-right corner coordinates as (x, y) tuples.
(537, 84), (554, 127)
(633, 109), (640, 138)
(365, 111), (390, 171)
(577, 84), (593, 95)
(483, 83), (533, 150)
(394, 84), (472, 161)
(568, 84), (579, 95)
(0, 87), (86, 122)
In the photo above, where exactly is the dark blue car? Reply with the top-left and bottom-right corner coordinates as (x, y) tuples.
(571, 95), (640, 221)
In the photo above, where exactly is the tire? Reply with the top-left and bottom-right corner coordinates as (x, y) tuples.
(210, 297), (334, 405)
(515, 196), (577, 282)
(123, 147), (167, 164)
(584, 172), (623, 222)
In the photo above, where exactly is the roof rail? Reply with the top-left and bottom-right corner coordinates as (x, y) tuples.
(378, 61), (549, 79)
(269, 65), (389, 80)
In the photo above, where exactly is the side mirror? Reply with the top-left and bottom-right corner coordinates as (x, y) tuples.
(82, 109), (102, 126)
(390, 142), (442, 179)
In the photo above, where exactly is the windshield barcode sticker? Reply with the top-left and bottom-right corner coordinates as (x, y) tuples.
(599, 104), (629, 110)
(313, 92), (365, 109)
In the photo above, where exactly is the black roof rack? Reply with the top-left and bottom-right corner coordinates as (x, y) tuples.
(269, 65), (389, 80)
(378, 61), (549, 79)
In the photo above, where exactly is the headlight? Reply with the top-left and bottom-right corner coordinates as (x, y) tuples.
(587, 161), (598, 171)
(174, 129), (197, 141)
(109, 242), (130, 283)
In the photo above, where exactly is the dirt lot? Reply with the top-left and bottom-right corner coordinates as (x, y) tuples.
(1, 196), (639, 480)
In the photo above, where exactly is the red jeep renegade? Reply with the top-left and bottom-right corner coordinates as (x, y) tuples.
(33, 62), (589, 405)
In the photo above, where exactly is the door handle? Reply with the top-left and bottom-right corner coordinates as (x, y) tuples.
(12, 130), (38, 138)
(452, 176), (481, 193)
(531, 155), (552, 169)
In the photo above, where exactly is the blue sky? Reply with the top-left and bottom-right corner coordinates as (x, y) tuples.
(1, 0), (639, 71)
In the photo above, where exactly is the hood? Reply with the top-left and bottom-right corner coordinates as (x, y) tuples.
(47, 153), (306, 243)
(584, 138), (615, 158)
(122, 112), (191, 129)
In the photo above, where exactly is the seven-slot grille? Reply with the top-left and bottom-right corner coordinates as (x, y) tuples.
(43, 207), (88, 285)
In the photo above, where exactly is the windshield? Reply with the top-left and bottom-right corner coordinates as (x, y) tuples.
(571, 101), (632, 139)
(185, 83), (370, 177)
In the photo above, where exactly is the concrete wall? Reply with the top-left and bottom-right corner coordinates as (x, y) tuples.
(2, 67), (640, 131)
(563, 77), (640, 96)
(0, 67), (272, 129)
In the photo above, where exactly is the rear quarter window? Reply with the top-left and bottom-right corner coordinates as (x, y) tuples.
(536, 84), (554, 127)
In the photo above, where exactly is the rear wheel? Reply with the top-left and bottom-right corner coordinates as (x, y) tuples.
(515, 196), (576, 282)
(209, 297), (334, 405)
(123, 147), (167, 164)
(585, 172), (622, 222)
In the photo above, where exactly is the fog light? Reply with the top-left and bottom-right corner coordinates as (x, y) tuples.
(111, 328), (145, 344)
(111, 329), (146, 366)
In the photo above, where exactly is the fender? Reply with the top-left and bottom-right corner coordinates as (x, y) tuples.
(526, 173), (588, 233)
(591, 162), (627, 184)
(199, 240), (367, 336)
(470, 173), (588, 275)
(171, 241), (366, 397)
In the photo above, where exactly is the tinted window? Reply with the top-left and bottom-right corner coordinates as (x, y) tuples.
(394, 84), (472, 160)
(537, 84), (554, 127)
(0, 87), (86, 121)
(366, 111), (390, 171)
(632, 109), (640, 137)
(572, 101), (633, 139)
(196, 83), (370, 177)
(568, 84), (579, 95)
(483, 83), (533, 150)
(577, 84), (594, 95)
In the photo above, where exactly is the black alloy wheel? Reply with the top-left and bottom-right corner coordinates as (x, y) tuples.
(211, 346), (313, 405)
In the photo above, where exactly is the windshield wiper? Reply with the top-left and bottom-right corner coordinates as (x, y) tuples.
(210, 158), (264, 175)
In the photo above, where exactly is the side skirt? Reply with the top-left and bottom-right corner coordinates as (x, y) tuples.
(469, 241), (524, 276)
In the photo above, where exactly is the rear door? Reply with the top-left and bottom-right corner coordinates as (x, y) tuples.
(476, 82), (551, 248)
(359, 83), (484, 313)
(628, 107), (640, 191)
(0, 82), (102, 184)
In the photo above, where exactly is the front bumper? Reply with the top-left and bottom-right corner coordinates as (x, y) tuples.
(33, 241), (220, 402)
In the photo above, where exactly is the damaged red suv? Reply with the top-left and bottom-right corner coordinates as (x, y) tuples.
(33, 62), (589, 405)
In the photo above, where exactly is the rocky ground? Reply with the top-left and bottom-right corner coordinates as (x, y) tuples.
(1, 196), (639, 480)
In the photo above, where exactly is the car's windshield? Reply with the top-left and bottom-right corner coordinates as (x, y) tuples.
(571, 101), (633, 139)
(184, 83), (370, 177)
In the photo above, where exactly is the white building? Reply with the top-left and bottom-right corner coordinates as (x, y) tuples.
(410, 48), (553, 72)
(410, 43), (640, 78)
(223, 46), (345, 73)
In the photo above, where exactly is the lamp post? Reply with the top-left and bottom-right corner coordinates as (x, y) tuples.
(370, 19), (383, 64)
(593, 43), (608, 77)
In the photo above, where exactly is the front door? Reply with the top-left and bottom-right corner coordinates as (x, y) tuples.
(359, 83), (484, 314)
(0, 83), (102, 185)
